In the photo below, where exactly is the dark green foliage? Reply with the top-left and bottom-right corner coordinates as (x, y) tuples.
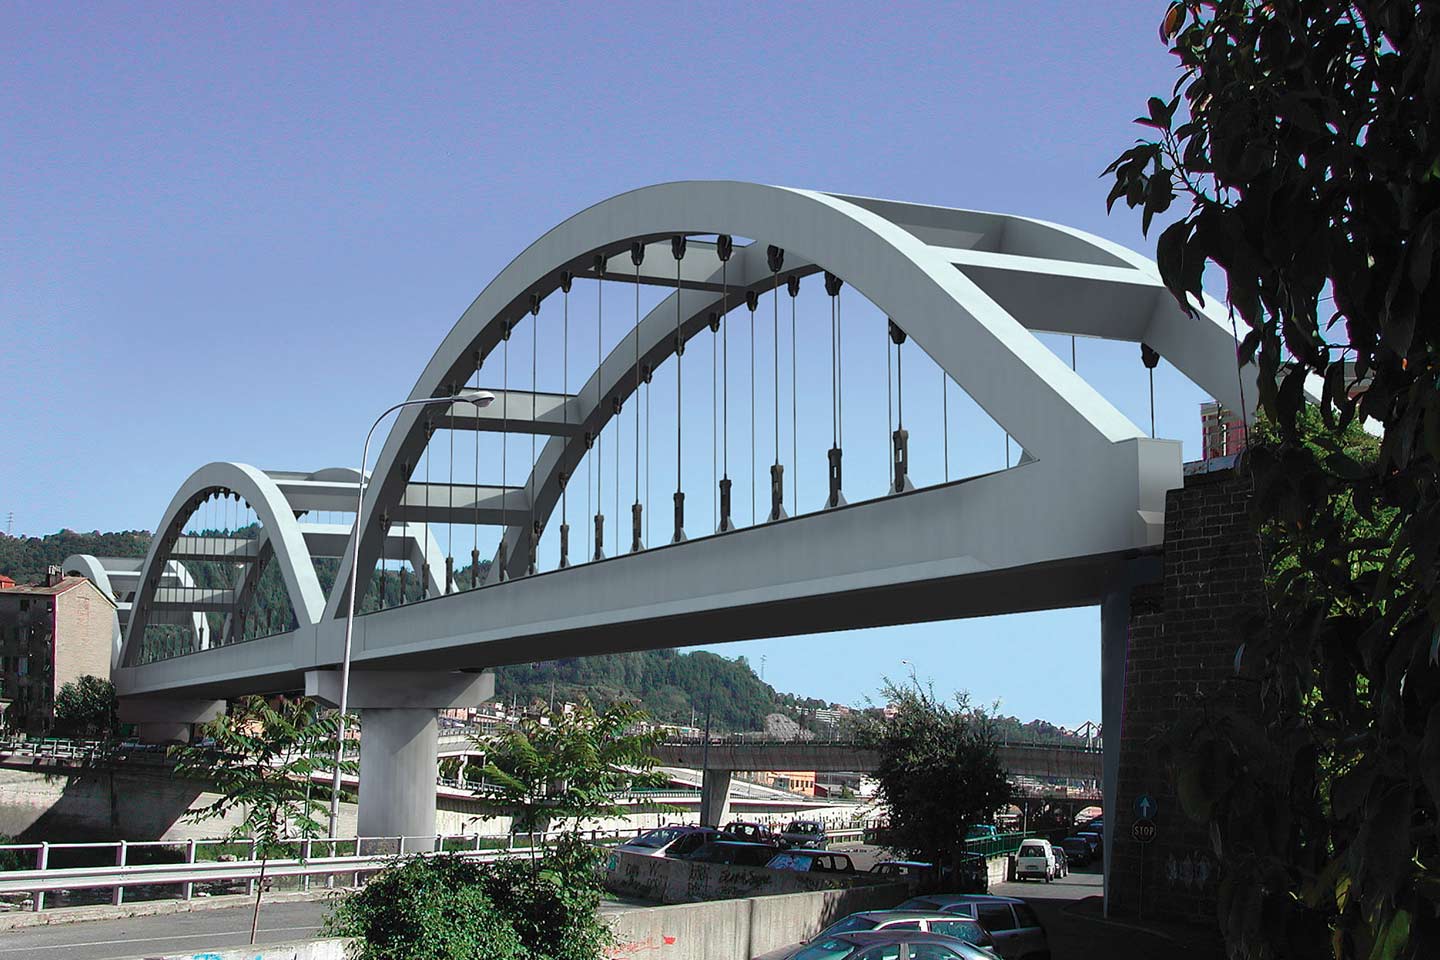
(323, 843), (612, 960)
(0, 834), (27, 872)
(323, 855), (525, 960)
(0, 530), (152, 586)
(1108, 3), (1440, 956)
(860, 680), (1011, 869)
(170, 695), (356, 843)
(53, 675), (116, 738)
(498, 649), (800, 733)
(474, 699), (668, 834)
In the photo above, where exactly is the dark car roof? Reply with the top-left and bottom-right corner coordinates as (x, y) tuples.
(827, 930), (976, 944)
(903, 893), (1025, 907)
(785, 848), (845, 856)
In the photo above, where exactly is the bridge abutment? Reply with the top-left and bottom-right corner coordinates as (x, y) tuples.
(307, 668), (494, 850)
(1108, 464), (1263, 924)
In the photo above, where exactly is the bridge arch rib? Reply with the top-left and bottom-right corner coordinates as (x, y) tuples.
(121, 462), (328, 668)
(329, 180), (1257, 615)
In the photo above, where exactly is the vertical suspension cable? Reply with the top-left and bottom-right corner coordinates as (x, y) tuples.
(716, 235), (733, 533)
(672, 235), (685, 543)
(500, 326), (510, 581)
(423, 423), (431, 598)
(632, 244), (642, 551)
(561, 273), (570, 568)
(749, 290), (757, 524)
(472, 350), (481, 588)
(529, 294), (540, 576)
(789, 275), (798, 515)
(595, 256), (605, 562)
(1071, 335), (1077, 371)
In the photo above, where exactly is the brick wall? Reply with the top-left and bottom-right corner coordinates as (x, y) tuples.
(1109, 466), (1263, 922)
(53, 580), (115, 691)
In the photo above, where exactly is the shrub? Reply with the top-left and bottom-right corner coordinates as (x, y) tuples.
(323, 855), (524, 960)
(323, 843), (612, 960)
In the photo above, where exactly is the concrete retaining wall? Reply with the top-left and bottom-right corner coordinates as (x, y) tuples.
(607, 883), (910, 960)
(121, 938), (351, 960)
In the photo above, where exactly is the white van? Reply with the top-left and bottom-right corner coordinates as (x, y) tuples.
(1014, 838), (1057, 882)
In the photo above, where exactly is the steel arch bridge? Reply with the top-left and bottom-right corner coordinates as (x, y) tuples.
(96, 180), (1257, 861)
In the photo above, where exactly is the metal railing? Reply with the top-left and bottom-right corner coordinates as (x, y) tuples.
(0, 821), (874, 913)
(0, 828), (644, 912)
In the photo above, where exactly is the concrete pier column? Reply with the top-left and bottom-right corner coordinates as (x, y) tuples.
(356, 708), (439, 845)
(1100, 589), (1130, 916)
(307, 669), (494, 852)
(700, 769), (733, 826)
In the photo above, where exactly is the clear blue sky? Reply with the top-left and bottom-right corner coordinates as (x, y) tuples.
(1, 3), (1202, 728)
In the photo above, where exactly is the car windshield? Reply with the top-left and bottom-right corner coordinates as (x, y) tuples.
(767, 853), (814, 870)
(1018, 843), (1046, 857)
(789, 822), (819, 834)
(794, 938), (864, 960)
(930, 919), (988, 944)
(629, 828), (682, 848)
(819, 916), (880, 936)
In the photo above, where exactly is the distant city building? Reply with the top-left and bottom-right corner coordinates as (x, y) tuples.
(0, 567), (116, 734)
(813, 708), (845, 727)
(1201, 401), (1248, 459)
(753, 770), (817, 796)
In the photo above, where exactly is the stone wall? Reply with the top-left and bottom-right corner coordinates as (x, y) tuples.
(1109, 466), (1263, 923)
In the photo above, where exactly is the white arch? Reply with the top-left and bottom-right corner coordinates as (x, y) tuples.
(327, 181), (1257, 614)
(121, 462), (328, 668)
(64, 553), (212, 669)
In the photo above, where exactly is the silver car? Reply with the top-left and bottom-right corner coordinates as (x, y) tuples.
(614, 825), (717, 858)
(896, 895), (1047, 960)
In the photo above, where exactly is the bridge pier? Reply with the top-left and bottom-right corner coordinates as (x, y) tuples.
(307, 669), (493, 851)
(1100, 589), (1129, 916)
(699, 769), (732, 826)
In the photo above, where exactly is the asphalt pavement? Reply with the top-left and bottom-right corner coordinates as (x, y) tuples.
(0, 900), (331, 960)
(990, 866), (1223, 960)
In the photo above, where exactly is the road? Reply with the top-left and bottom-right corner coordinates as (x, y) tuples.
(0, 900), (329, 960)
(0, 895), (644, 960)
(990, 866), (1222, 960)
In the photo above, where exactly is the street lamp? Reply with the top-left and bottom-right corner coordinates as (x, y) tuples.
(327, 388), (495, 840)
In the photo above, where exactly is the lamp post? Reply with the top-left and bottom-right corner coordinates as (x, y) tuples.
(327, 388), (494, 840)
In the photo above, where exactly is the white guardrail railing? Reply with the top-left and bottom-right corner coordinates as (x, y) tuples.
(0, 825), (870, 912)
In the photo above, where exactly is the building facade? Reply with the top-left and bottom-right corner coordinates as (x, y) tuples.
(0, 569), (115, 734)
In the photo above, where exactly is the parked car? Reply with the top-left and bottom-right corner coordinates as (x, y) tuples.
(780, 819), (830, 848)
(1013, 839), (1056, 882)
(682, 840), (779, 867)
(815, 911), (995, 950)
(871, 860), (940, 883)
(614, 825), (718, 858)
(1052, 848), (1068, 879)
(1058, 836), (1092, 867)
(722, 820), (782, 845)
(895, 895), (1048, 960)
(788, 930), (998, 960)
(964, 824), (999, 840)
(1075, 831), (1103, 860)
(765, 849), (856, 873)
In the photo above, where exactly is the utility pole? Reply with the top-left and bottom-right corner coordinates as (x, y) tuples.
(5, 512), (12, 536)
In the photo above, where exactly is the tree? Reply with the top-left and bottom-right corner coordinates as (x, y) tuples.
(860, 680), (1011, 870)
(1107, 3), (1439, 956)
(170, 696), (356, 943)
(471, 699), (668, 842)
(53, 675), (116, 739)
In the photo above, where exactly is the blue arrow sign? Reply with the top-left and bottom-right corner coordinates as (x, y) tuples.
(1134, 794), (1157, 820)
